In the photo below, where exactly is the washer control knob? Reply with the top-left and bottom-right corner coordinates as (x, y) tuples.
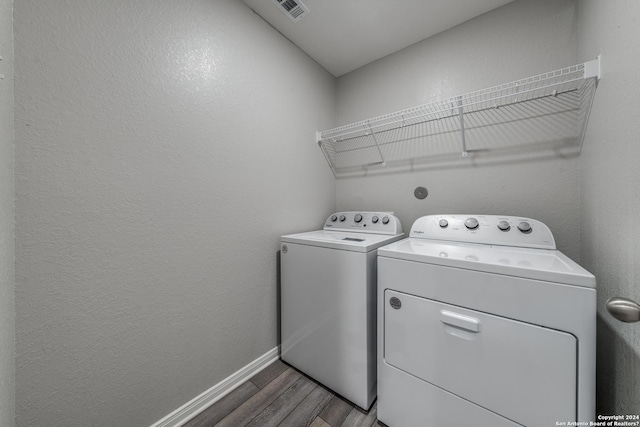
(518, 221), (532, 233)
(382, 216), (390, 225)
(354, 214), (363, 223)
(371, 216), (379, 224)
(439, 219), (449, 228)
(465, 217), (479, 230)
(339, 215), (346, 222)
(330, 215), (338, 222)
(497, 220), (510, 231)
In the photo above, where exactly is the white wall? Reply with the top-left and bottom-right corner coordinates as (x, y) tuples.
(0, 0), (14, 426)
(13, 1), (335, 426)
(578, 0), (640, 415)
(335, 0), (582, 260)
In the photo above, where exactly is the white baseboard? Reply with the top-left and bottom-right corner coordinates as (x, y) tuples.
(150, 347), (280, 427)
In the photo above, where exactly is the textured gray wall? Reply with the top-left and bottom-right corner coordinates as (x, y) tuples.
(335, 0), (582, 261)
(12, 0), (640, 425)
(13, 1), (335, 426)
(578, 0), (640, 416)
(0, 0), (14, 426)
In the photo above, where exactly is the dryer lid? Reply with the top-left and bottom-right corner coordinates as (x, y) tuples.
(378, 238), (595, 288)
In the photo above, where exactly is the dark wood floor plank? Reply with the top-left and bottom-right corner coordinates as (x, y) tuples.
(318, 395), (354, 427)
(245, 376), (317, 427)
(183, 361), (382, 427)
(339, 404), (378, 427)
(214, 368), (301, 427)
(249, 360), (289, 389)
(310, 417), (333, 427)
(183, 381), (259, 427)
(278, 383), (334, 427)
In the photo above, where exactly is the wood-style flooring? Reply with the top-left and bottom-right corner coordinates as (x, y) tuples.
(182, 359), (384, 427)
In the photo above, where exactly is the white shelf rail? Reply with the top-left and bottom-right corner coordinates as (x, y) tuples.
(317, 57), (600, 177)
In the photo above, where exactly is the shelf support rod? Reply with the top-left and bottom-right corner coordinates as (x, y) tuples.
(316, 130), (338, 177)
(458, 96), (468, 157)
(366, 122), (386, 167)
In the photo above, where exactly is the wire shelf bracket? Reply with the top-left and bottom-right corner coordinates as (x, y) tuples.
(317, 57), (601, 177)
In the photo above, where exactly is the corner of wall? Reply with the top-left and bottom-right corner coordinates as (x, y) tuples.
(0, 0), (15, 425)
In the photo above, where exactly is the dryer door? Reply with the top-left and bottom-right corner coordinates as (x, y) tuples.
(384, 290), (577, 426)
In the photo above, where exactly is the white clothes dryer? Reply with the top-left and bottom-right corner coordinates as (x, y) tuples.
(377, 214), (596, 427)
(281, 212), (403, 409)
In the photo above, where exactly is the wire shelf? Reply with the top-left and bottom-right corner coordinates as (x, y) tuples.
(318, 58), (600, 177)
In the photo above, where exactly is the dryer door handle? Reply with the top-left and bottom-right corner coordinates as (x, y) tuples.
(440, 310), (481, 333)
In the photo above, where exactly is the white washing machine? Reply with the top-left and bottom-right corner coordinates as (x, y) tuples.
(377, 214), (596, 427)
(281, 212), (403, 409)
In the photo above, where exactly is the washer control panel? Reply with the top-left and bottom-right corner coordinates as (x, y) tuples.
(324, 212), (402, 235)
(410, 214), (555, 249)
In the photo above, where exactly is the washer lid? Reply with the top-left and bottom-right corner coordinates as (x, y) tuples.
(378, 238), (595, 288)
(282, 230), (405, 253)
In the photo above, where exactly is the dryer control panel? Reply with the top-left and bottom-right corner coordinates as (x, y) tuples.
(410, 214), (555, 249)
(324, 212), (402, 235)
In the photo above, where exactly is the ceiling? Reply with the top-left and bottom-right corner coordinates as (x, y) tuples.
(241, 0), (514, 77)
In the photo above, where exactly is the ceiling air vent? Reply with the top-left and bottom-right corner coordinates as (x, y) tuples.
(272, 0), (309, 22)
